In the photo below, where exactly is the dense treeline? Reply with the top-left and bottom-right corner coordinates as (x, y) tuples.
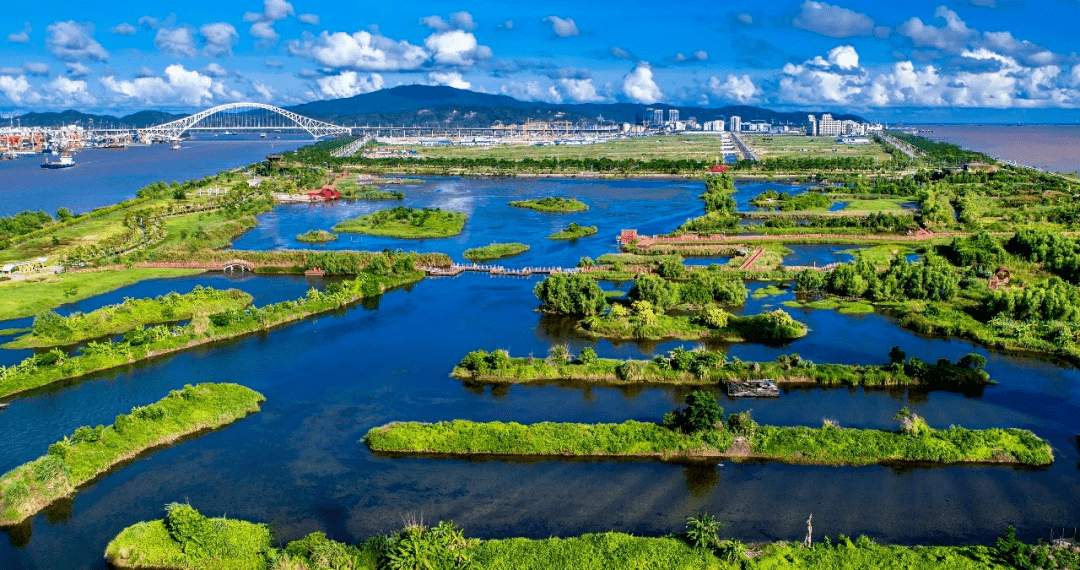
(796, 257), (960, 302)
(533, 273), (608, 315)
(889, 132), (991, 164)
(0, 210), (55, 241)
(750, 190), (832, 211)
(755, 212), (917, 232)
(628, 273), (748, 309)
(105, 504), (1080, 570)
(1008, 228), (1080, 283)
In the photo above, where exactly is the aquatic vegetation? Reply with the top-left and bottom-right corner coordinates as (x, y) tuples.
(463, 242), (530, 262)
(509, 197), (588, 212)
(0, 383), (263, 527)
(295, 229), (338, 243)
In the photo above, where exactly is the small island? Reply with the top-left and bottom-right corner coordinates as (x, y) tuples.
(463, 242), (530, 262)
(365, 395), (1052, 467)
(332, 206), (466, 238)
(509, 197), (589, 213)
(451, 347), (992, 388)
(3, 286), (252, 349)
(0, 383), (264, 527)
(296, 229), (338, 244)
(547, 222), (597, 240)
(581, 304), (809, 341)
(341, 187), (404, 200)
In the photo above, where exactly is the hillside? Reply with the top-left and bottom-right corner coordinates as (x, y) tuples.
(11, 85), (866, 128)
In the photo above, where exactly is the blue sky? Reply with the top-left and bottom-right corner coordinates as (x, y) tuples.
(2, 0), (1080, 119)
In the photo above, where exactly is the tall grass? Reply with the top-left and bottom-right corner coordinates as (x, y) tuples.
(5, 286), (252, 349)
(0, 383), (264, 527)
(364, 419), (1052, 466)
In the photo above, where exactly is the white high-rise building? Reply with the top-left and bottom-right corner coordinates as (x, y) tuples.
(668, 109), (679, 124)
(818, 114), (843, 137)
(730, 116), (741, 132)
(653, 109), (664, 127)
(807, 115), (818, 136)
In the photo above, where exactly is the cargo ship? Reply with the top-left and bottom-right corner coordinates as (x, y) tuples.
(41, 153), (75, 169)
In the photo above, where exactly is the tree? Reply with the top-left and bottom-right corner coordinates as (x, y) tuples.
(533, 273), (607, 315)
(958, 353), (986, 370)
(679, 390), (723, 433)
(888, 346), (906, 365)
(685, 513), (725, 549)
(56, 207), (74, 222)
(628, 274), (682, 311)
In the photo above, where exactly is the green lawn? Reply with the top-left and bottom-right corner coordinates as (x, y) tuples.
(509, 197), (588, 212)
(0, 268), (206, 321)
(843, 199), (908, 211)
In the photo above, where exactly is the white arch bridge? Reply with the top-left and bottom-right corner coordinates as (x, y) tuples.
(139, 102), (351, 142)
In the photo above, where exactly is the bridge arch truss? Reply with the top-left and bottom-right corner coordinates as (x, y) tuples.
(140, 102), (351, 141)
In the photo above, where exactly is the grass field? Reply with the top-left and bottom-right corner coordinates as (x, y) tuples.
(395, 135), (737, 163)
(742, 135), (894, 162)
(842, 199), (908, 211)
(464, 243), (530, 262)
(0, 268), (206, 321)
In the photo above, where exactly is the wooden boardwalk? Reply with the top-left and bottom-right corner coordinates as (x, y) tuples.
(420, 264), (581, 278)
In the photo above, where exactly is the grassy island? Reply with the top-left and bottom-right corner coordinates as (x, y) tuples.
(452, 348), (992, 388)
(581, 305), (808, 341)
(296, 229), (338, 244)
(509, 197), (589, 213)
(106, 504), (1071, 570)
(547, 223), (597, 240)
(463, 242), (530, 262)
(4, 286), (253, 349)
(0, 263), (424, 399)
(342, 188), (404, 200)
(332, 206), (466, 238)
(0, 383), (263, 527)
(364, 414), (1052, 467)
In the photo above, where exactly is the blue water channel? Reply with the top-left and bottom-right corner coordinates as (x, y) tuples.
(0, 171), (1077, 569)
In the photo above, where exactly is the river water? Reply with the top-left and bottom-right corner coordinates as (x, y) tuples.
(0, 142), (1078, 569)
(913, 125), (1080, 174)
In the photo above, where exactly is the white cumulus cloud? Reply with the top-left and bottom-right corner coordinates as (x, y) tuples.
(45, 76), (95, 105)
(23, 62), (50, 76)
(897, 6), (976, 54)
(298, 14), (319, 25)
(793, 1), (874, 38)
(0, 75), (41, 105)
(292, 30), (428, 71)
(543, 16), (579, 38)
(7, 22), (31, 43)
(316, 70), (385, 98)
(47, 21), (108, 61)
(622, 63), (662, 103)
(557, 78), (605, 102)
(200, 23), (238, 57)
(428, 71), (471, 89)
(66, 62), (92, 78)
(424, 30), (492, 67)
(109, 22), (137, 35)
(154, 27), (197, 57)
(244, 0), (295, 45)
(707, 74), (761, 104)
(101, 64), (216, 106)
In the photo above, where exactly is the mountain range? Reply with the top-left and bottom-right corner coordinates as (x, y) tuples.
(8, 85), (867, 128)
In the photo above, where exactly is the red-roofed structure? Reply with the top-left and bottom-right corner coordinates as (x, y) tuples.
(709, 165), (729, 173)
(307, 187), (341, 201)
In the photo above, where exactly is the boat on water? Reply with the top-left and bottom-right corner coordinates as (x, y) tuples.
(0, 403), (9, 411)
(260, 132), (267, 138)
(171, 144), (182, 150)
(0, 151), (16, 160)
(41, 153), (75, 169)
